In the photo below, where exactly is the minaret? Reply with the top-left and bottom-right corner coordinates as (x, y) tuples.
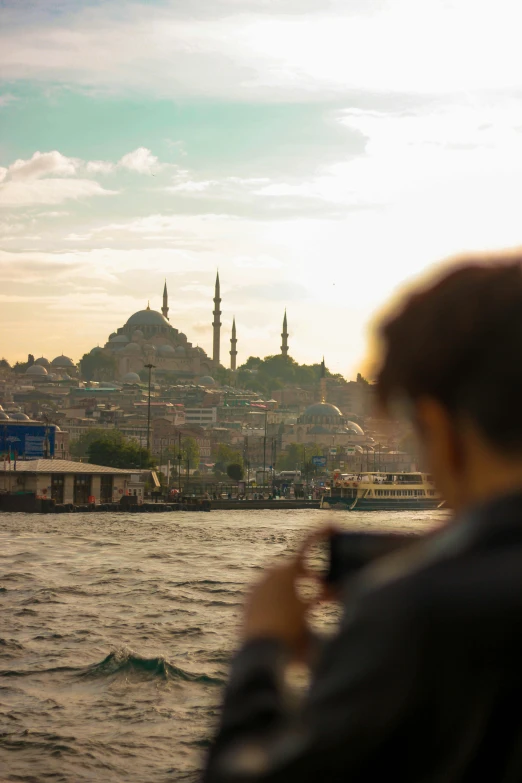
(212, 271), (221, 367)
(162, 279), (169, 320)
(230, 317), (237, 371)
(281, 309), (289, 357)
(320, 356), (327, 402)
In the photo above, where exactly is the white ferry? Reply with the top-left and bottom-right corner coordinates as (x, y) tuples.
(321, 471), (443, 511)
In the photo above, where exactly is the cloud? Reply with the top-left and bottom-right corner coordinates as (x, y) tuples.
(118, 147), (158, 174)
(8, 150), (79, 180)
(86, 160), (115, 175)
(0, 179), (118, 206)
(0, 93), (17, 107)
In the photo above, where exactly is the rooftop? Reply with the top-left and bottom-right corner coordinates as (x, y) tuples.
(0, 460), (133, 474)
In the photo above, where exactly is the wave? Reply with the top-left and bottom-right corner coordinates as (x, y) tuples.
(80, 649), (224, 685)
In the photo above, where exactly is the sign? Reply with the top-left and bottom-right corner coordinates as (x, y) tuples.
(339, 461), (345, 468)
(311, 456), (326, 467)
(329, 447), (337, 455)
(0, 424), (56, 459)
(346, 446), (356, 455)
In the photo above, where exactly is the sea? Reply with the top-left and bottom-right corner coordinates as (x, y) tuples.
(0, 508), (446, 782)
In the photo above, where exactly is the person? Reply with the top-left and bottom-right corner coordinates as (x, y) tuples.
(203, 256), (522, 782)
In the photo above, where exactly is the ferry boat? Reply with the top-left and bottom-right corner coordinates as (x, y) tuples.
(321, 471), (443, 511)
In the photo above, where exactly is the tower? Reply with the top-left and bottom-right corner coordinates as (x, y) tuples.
(281, 309), (289, 357)
(320, 356), (327, 402)
(212, 271), (221, 367)
(162, 280), (169, 320)
(230, 317), (237, 371)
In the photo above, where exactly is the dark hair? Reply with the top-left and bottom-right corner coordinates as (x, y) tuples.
(376, 259), (522, 452)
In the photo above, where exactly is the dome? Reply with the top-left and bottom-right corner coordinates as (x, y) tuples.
(51, 355), (75, 368)
(143, 343), (156, 352)
(299, 401), (343, 425)
(157, 344), (176, 357)
(34, 357), (50, 367)
(0, 411), (10, 420)
(175, 345), (186, 355)
(26, 364), (48, 376)
(90, 346), (103, 355)
(122, 342), (141, 355)
(199, 375), (216, 386)
(178, 333), (187, 343)
(109, 332), (117, 340)
(109, 335), (129, 344)
(125, 309), (169, 328)
(10, 412), (30, 421)
(132, 330), (144, 340)
(122, 372), (141, 384)
(308, 425), (332, 435)
(345, 420), (365, 435)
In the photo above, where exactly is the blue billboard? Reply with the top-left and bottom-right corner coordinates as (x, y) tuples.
(0, 424), (56, 459)
(312, 456), (327, 467)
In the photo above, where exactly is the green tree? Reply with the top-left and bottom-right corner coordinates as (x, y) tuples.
(70, 427), (119, 460)
(165, 437), (200, 480)
(87, 431), (154, 469)
(79, 351), (117, 382)
(212, 443), (243, 475)
(13, 354), (35, 374)
(227, 463), (244, 482)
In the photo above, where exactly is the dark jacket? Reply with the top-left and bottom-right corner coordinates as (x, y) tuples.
(203, 493), (522, 782)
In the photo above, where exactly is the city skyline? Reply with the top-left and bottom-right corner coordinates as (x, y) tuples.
(3, 0), (522, 373)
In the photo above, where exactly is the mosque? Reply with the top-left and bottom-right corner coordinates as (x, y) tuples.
(21, 273), (290, 385)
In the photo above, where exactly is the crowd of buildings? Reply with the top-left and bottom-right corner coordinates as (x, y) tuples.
(0, 273), (418, 500)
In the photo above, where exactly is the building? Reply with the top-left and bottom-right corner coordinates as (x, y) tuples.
(184, 407), (217, 427)
(0, 459), (138, 504)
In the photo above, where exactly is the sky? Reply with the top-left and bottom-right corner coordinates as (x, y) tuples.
(2, 0), (522, 376)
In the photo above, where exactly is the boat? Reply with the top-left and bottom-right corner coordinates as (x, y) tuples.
(320, 471), (443, 511)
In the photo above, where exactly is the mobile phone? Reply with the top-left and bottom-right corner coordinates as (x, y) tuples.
(325, 531), (414, 585)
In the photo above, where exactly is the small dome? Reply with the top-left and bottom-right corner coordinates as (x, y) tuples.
(157, 344), (176, 357)
(26, 364), (48, 376)
(51, 355), (75, 368)
(90, 346), (103, 355)
(143, 343), (156, 352)
(109, 335), (129, 344)
(175, 345), (186, 355)
(34, 357), (50, 367)
(132, 330), (144, 341)
(123, 342), (141, 354)
(345, 420), (365, 435)
(55, 425), (62, 431)
(122, 372), (141, 384)
(178, 333), (187, 343)
(199, 375), (216, 386)
(10, 412), (30, 421)
(109, 332), (117, 340)
(125, 309), (169, 328)
(0, 411), (10, 420)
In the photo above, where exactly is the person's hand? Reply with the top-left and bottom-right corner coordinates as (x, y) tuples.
(242, 527), (335, 659)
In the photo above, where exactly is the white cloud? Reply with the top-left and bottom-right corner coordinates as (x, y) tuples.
(118, 147), (158, 174)
(8, 151), (79, 181)
(0, 93), (17, 108)
(0, 179), (118, 206)
(0, 167), (7, 183)
(86, 160), (115, 175)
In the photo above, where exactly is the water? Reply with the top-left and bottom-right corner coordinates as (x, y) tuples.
(0, 509), (445, 782)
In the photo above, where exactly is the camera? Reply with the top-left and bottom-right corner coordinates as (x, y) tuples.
(325, 531), (415, 585)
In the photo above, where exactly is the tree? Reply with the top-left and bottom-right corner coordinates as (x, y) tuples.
(13, 354), (35, 374)
(227, 463), (244, 482)
(70, 427), (118, 460)
(86, 431), (154, 469)
(235, 354), (343, 396)
(165, 437), (200, 481)
(0, 358), (11, 370)
(79, 351), (117, 382)
(212, 443), (243, 475)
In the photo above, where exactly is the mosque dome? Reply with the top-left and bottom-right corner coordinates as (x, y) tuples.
(51, 355), (75, 368)
(142, 343), (156, 353)
(90, 346), (103, 355)
(26, 364), (48, 377)
(157, 344), (176, 357)
(125, 309), (169, 328)
(109, 332), (117, 340)
(178, 333), (187, 343)
(109, 335), (129, 344)
(123, 342), (141, 354)
(34, 357), (50, 367)
(122, 372), (141, 384)
(299, 401), (343, 425)
(345, 420), (365, 436)
(175, 345), (186, 355)
(132, 330), (144, 341)
(11, 412), (30, 421)
(0, 411), (10, 420)
(199, 375), (216, 386)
